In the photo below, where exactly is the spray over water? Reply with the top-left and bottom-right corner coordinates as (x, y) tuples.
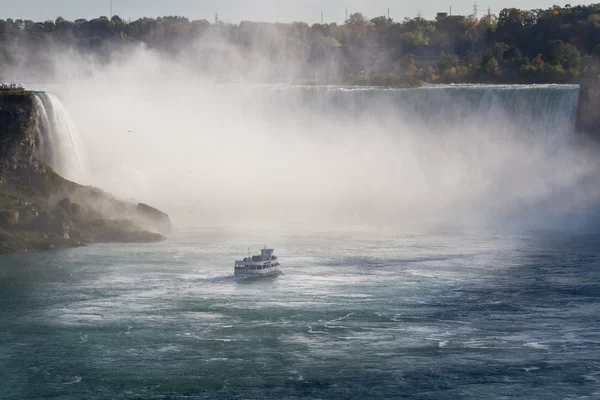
(21, 46), (600, 234)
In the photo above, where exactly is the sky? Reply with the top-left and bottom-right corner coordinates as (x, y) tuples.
(0, 0), (592, 24)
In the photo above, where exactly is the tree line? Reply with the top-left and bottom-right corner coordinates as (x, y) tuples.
(2, 3), (600, 85)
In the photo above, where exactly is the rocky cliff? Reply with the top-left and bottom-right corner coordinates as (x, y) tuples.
(576, 76), (600, 137)
(0, 89), (172, 255)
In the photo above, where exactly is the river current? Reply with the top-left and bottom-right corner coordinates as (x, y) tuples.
(3, 83), (600, 398)
(1, 229), (600, 399)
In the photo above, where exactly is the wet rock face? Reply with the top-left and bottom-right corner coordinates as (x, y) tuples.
(78, 219), (166, 243)
(0, 93), (41, 179)
(0, 90), (173, 255)
(56, 198), (81, 220)
(28, 211), (53, 233)
(18, 207), (38, 224)
(576, 76), (600, 138)
(136, 203), (173, 234)
(0, 210), (19, 226)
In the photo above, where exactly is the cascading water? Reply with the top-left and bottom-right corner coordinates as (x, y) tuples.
(33, 92), (86, 182)
(259, 84), (579, 136)
(34, 83), (600, 232)
(236, 84), (598, 230)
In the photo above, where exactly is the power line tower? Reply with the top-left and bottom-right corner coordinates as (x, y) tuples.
(487, 7), (492, 17)
(473, 3), (478, 20)
(417, 10), (422, 19)
(215, 12), (219, 24)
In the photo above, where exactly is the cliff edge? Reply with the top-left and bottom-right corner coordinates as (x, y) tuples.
(0, 88), (172, 255)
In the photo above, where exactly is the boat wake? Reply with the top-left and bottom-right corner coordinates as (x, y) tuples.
(234, 271), (283, 284)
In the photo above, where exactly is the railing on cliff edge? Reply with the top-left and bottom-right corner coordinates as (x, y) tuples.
(0, 83), (24, 91)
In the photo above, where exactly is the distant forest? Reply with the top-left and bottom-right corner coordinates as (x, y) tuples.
(2, 4), (600, 86)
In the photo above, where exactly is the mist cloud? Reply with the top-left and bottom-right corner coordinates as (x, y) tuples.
(10, 36), (600, 233)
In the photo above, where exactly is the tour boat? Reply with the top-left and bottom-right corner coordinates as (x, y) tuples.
(234, 247), (281, 277)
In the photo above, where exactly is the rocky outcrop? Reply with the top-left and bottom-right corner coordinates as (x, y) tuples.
(77, 219), (166, 243)
(136, 203), (172, 235)
(0, 89), (171, 255)
(576, 76), (600, 137)
(0, 90), (46, 189)
(0, 210), (19, 226)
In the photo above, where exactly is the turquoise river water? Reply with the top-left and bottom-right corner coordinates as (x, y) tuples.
(1, 229), (600, 399)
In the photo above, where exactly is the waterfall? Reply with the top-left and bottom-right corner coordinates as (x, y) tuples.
(33, 92), (86, 182)
(241, 84), (597, 230)
(28, 83), (598, 231)
(259, 84), (580, 136)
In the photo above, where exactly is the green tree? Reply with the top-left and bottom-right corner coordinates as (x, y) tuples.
(546, 40), (581, 72)
(530, 54), (544, 68)
(343, 12), (373, 47)
(463, 51), (481, 69)
(437, 51), (460, 72)
(559, 42), (581, 72)
(0, 2), (600, 85)
(344, 13), (371, 35)
(593, 44), (600, 59)
(481, 49), (500, 73)
(399, 31), (430, 48)
(400, 53), (416, 73)
(370, 16), (393, 33)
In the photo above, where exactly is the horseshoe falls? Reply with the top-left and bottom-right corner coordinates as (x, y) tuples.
(106, 83), (595, 232)
(2, 84), (600, 400)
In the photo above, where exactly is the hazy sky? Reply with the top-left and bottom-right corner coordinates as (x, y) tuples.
(0, 0), (591, 23)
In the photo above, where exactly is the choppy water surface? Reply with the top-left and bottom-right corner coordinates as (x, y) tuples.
(1, 229), (600, 399)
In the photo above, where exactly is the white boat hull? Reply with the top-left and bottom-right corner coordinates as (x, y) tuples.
(234, 266), (281, 277)
(234, 247), (281, 277)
